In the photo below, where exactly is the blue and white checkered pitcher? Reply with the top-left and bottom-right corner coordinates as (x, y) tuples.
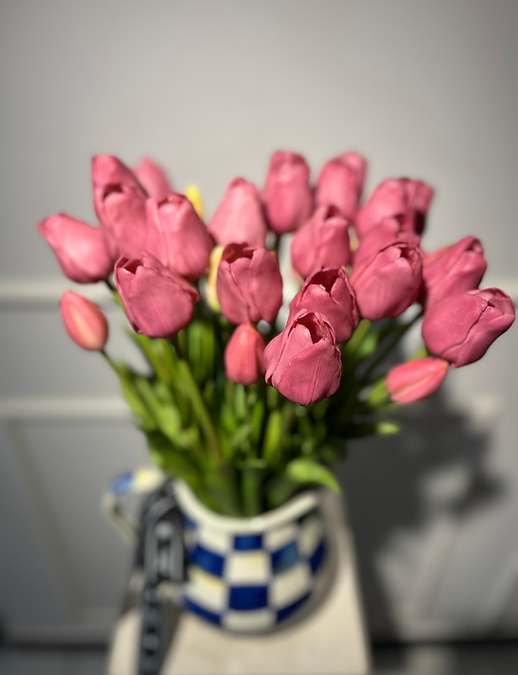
(105, 468), (327, 635)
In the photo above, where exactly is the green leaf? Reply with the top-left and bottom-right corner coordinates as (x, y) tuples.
(200, 321), (216, 379)
(230, 423), (252, 450)
(285, 458), (341, 493)
(266, 385), (280, 410)
(348, 421), (400, 437)
(220, 402), (238, 435)
(250, 399), (265, 444)
(234, 384), (246, 421)
(263, 410), (283, 464)
(134, 378), (182, 442)
(265, 477), (300, 510)
(119, 378), (155, 430)
(146, 431), (199, 484)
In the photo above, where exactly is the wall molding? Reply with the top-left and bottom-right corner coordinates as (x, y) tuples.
(0, 278), (112, 307)
(0, 396), (131, 421)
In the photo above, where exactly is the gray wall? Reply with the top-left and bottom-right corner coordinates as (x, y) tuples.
(1, 0), (517, 642)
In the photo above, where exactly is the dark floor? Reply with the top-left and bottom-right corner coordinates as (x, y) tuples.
(0, 642), (517, 674)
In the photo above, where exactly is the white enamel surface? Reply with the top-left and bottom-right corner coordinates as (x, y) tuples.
(298, 515), (324, 558)
(185, 566), (228, 614)
(270, 563), (312, 609)
(197, 526), (232, 555)
(264, 523), (299, 552)
(222, 608), (276, 632)
(225, 551), (270, 585)
(174, 481), (319, 534)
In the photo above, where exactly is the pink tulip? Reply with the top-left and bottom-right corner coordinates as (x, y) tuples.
(421, 236), (487, 309)
(353, 217), (421, 268)
(355, 178), (434, 238)
(291, 206), (352, 279)
(216, 243), (283, 324)
(225, 323), (266, 385)
(145, 193), (213, 281)
(422, 288), (515, 367)
(38, 214), (115, 283)
(133, 157), (173, 200)
(315, 151), (367, 219)
(289, 267), (359, 343)
(351, 243), (423, 320)
(91, 155), (148, 260)
(265, 310), (342, 405)
(208, 178), (268, 249)
(114, 253), (199, 338)
(263, 151), (313, 234)
(386, 357), (449, 403)
(60, 291), (108, 351)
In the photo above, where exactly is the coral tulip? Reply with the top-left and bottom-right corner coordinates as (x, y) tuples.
(422, 288), (515, 367)
(114, 253), (199, 338)
(355, 178), (434, 238)
(145, 193), (213, 281)
(216, 243), (283, 324)
(354, 217), (421, 268)
(209, 178), (267, 249)
(60, 291), (108, 351)
(91, 155), (148, 260)
(289, 267), (359, 343)
(386, 357), (449, 403)
(291, 206), (352, 279)
(38, 214), (115, 283)
(133, 157), (173, 201)
(225, 324), (266, 385)
(351, 243), (423, 320)
(421, 236), (487, 309)
(263, 151), (313, 234)
(265, 310), (342, 405)
(315, 151), (367, 219)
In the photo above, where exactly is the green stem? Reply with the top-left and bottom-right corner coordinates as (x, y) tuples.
(343, 319), (371, 358)
(360, 309), (423, 383)
(241, 466), (262, 516)
(101, 349), (121, 375)
(172, 336), (222, 463)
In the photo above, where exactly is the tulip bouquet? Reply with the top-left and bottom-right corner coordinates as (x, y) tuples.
(39, 152), (515, 517)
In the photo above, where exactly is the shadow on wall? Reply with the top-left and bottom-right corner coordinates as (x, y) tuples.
(336, 386), (503, 644)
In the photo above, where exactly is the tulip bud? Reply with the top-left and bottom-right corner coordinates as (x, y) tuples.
(351, 243), (423, 320)
(206, 245), (224, 312)
(60, 291), (108, 351)
(185, 185), (204, 220)
(386, 357), (449, 404)
(91, 155), (148, 260)
(315, 151), (367, 219)
(114, 253), (199, 338)
(421, 236), (487, 309)
(133, 157), (173, 201)
(209, 177), (268, 249)
(355, 178), (434, 239)
(289, 267), (359, 343)
(216, 243), (283, 324)
(291, 206), (352, 279)
(354, 217), (421, 268)
(225, 323), (266, 385)
(265, 310), (342, 405)
(145, 193), (213, 281)
(422, 288), (515, 367)
(263, 151), (313, 234)
(38, 214), (115, 283)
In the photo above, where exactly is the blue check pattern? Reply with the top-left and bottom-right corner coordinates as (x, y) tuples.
(179, 508), (326, 632)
